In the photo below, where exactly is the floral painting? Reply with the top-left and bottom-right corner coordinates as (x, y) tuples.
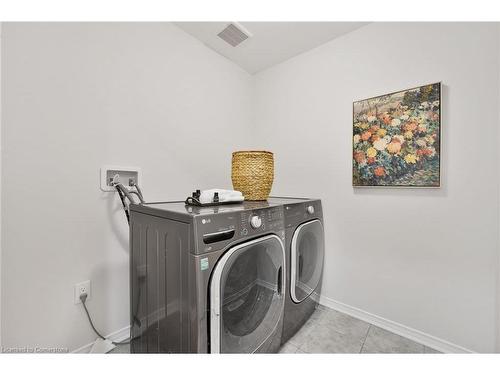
(353, 83), (441, 187)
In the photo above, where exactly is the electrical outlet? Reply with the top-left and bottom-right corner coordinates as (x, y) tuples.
(74, 280), (91, 304)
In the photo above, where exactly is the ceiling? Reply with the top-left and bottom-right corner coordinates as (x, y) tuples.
(174, 22), (368, 74)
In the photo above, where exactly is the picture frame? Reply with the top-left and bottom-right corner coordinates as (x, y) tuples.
(352, 82), (441, 188)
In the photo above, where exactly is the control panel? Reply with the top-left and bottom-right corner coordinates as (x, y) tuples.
(239, 206), (283, 237)
(195, 206), (284, 254)
(283, 200), (322, 228)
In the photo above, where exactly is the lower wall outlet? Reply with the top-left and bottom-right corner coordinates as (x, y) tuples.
(74, 280), (91, 304)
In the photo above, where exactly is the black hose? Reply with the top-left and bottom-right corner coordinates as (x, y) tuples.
(115, 185), (130, 224)
(128, 180), (145, 204)
(133, 184), (145, 203)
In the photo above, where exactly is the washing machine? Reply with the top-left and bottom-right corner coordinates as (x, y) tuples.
(267, 197), (325, 344)
(128, 200), (286, 353)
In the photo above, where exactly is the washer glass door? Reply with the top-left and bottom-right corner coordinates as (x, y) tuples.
(291, 219), (324, 303)
(210, 235), (285, 353)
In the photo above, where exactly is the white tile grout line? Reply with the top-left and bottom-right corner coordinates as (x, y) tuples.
(359, 324), (372, 353)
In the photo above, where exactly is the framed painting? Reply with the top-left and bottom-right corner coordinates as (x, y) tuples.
(352, 82), (441, 187)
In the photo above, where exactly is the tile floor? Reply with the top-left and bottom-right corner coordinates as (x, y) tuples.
(278, 305), (441, 354)
(110, 305), (441, 354)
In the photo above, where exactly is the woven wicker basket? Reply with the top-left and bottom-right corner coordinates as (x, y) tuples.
(231, 151), (274, 201)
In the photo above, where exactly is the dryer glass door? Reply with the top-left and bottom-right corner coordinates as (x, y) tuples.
(210, 235), (285, 353)
(290, 219), (324, 303)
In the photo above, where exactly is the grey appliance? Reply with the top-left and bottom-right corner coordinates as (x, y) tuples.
(267, 197), (325, 344)
(128, 201), (286, 353)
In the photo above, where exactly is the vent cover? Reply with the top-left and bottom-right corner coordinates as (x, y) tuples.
(217, 22), (252, 47)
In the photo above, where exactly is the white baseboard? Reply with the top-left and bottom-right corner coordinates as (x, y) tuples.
(72, 325), (130, 354)
(319, 295), (474, 354)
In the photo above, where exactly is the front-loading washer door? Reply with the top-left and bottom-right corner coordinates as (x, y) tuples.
(290, 220), (324, 303)
(210, 234), (285, 353)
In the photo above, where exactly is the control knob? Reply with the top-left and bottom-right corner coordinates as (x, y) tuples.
(306, 205), (315, 214)
(250, 215), (262, 229)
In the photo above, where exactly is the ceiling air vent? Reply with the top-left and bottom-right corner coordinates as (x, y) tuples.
(217, 22), (252, 47)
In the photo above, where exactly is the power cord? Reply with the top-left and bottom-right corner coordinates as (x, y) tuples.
(80, 293), (132, 346)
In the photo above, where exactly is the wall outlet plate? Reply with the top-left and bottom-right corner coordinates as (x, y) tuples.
(100, 165), (142, 192)
(74, 280), (91, 304)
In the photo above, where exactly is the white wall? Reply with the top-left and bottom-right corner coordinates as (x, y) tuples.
(254, 23), (499, 353)
(0, 22), (3, 348)
(0, 23), (253, 351)
(497, 23), (500, 353)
